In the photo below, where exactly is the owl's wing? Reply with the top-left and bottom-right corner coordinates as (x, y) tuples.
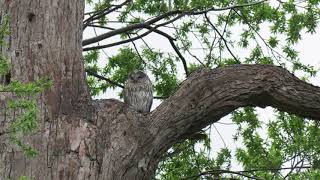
(123, 84), (129, 104)
(146, 83), (153, 112)
(147, 96), (153, 112)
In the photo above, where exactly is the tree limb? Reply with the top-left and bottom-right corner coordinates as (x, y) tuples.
(148, 64), (320, 157)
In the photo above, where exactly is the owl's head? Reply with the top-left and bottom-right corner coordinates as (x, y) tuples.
(128, 71), (149, 83)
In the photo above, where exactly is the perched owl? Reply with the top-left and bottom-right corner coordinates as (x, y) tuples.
(124, 71), (153, 113)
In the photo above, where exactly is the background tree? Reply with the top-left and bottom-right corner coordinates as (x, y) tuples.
(0, 0), (320, 179)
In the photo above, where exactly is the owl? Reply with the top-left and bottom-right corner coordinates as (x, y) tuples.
(124, 71), (153, 113)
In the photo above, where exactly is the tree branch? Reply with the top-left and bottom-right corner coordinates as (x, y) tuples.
(182, 169), (264, 180)
(148, 64), (320, 157)
(232, 9), (288, 66)
(84, 22), (190, 76)
(182, 165), (313, 180)
(168, 38), (190, 77)
(83, 14), (184, 51)
(240, 165), (312, 173)
(144, 25), (190, 76)
(205, 13), (241, 64)
(86, 69), (125, 88)
(83, 0), (132, 29)
(82, 0), (267, 46)
(82, 12), (183, 46)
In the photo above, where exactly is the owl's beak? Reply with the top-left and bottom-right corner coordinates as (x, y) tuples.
(132, 78), (137, 82)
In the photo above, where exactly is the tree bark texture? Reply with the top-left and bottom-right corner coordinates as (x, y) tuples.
(0, 0), (320, 180)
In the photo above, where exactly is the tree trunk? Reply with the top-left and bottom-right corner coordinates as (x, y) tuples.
(1, 0), (320, 180)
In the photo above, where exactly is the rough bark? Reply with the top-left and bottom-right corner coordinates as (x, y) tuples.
(0, 0), (320, 180)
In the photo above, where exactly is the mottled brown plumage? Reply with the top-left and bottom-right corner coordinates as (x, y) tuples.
(124, 71), (153, 113)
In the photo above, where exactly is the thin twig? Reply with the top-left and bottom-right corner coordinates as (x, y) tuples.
(240, 166), (312, 173)
(86, 69), (125, 88)
(205, 13), (241, 64)
(213, 124), (227, 148)
(168, 38), (190, 76)
(171, 23), (205, 67)
(232, 10), (285, 65)
(182, 169), (265, 180)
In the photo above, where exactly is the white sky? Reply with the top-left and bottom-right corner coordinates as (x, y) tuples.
(83, 1), (320, 171)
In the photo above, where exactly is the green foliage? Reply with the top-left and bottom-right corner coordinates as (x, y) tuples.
(156, 138), (231, 179)
(269, 112), (320, 169)
(245, 46), (274, 65)
(84, 46), (179, 97)
(233, 108), (282, 179)
(232, 108), (320, 179)
(268, 36), (279, 48)
(0, 78), (52, 158)
(84, 50), (102, 95)
(104, 47), (145, 83)
(142, 48), (179, 97)
(19, 176), (33, 180)
(86, 47), (145, 96)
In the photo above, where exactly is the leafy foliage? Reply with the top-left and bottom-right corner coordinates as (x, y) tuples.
(83, 0), (320, 178)
(1, 78), (52, 158)
(156, 138), (231, 179)
(233, 109), (320, 179)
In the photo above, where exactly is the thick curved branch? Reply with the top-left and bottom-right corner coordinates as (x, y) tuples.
(149, 64), (320, 154)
